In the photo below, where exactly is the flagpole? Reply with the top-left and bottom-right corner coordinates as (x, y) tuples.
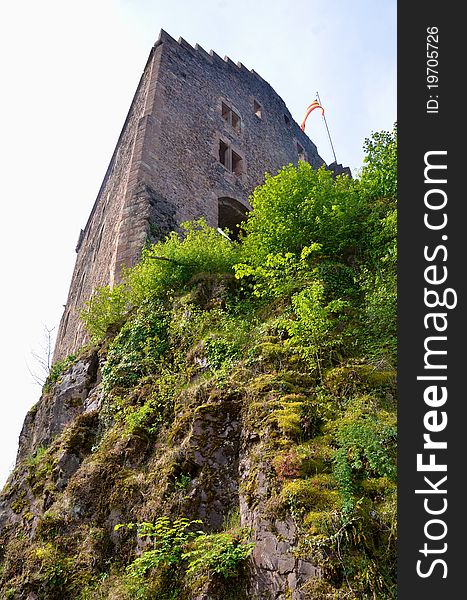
(317, 91), (338, 164)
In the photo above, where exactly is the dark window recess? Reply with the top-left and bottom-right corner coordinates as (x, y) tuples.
(284, 114), (291, 128)
(297, 142), (306, 161)
(218, 140), (244, 175)
(221, 102), (241, 132)
(254, 100), (262, 118)
(62, 311), (70, 335)
(94, 224), (105, 257)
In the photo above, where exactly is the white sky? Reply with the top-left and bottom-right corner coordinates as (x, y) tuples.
(0, 0), (396, 486)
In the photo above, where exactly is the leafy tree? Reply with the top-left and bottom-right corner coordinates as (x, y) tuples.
(359, 123), (397, 200)
(239, 162), (365, 265)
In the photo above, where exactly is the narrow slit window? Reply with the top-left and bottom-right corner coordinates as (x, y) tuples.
(62, 312), (70, 335)
(297, 142), (306, 161)
(284, 114), (291, 128)
(254, 100), (262, 118)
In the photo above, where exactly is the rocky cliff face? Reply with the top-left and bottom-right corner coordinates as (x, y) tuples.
(15, 354), (100, 465)
(0, 314), (394, 600)
(0, 339), (326, 599)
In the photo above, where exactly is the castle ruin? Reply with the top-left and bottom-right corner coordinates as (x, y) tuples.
(54, 30), (340, 361)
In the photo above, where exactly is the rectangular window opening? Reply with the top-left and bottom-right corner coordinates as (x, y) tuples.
(218, 139), (243, 175)
(254, 100), (262, 118)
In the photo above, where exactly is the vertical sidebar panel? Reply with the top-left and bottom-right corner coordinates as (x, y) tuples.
(398, 3), (464, 597)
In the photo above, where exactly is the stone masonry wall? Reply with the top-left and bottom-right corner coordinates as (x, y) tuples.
(54, 30), (325, 361)
(54, 44), (163, 361)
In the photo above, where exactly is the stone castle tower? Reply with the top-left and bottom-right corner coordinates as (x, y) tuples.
(54, 30), (335, 361)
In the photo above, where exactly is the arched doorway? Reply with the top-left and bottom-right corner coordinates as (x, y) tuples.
(218, 197), (250, 240)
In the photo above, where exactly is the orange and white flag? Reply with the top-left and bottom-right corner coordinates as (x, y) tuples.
(300, 100), (325, 131)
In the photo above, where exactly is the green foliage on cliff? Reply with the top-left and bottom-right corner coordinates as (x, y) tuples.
(81, 127), (397, 374)
(1, 127), (397, 600)
(101, 300), (169, 390)
(116, 516), (254, 585)
(81, 221), (239, 341)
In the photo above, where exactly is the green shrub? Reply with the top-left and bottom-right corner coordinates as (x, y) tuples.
(81, 220), (239, 342)
(282, 282), (351, 372)
(116, 517), (253, 583)
(33, 543), (74, 596)
(26, 446), (47, 468)
(80, 284), (129, 342)
(183, 531), (254, 578)
(123, 398), (165, 437)
(333, 418), (396, 513)
(359, 124), (397, 201)
(205, 337), (240, 371)
(117, 517), (202, 577)
(234, 245), (321, 300)
(240, 162), (364, 265)
(102, 301), (169, 391)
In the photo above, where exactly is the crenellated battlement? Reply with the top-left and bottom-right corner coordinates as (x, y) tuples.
(155, 29), (268, 86)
